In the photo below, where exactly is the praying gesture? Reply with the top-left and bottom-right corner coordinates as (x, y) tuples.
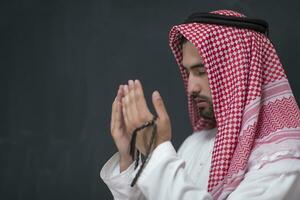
(110, 79), (172, 172)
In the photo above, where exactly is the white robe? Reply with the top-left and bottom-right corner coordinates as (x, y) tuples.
(100, 128), (300, 200)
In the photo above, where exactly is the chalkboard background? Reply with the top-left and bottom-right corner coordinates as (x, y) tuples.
(1, 0), (299, 199)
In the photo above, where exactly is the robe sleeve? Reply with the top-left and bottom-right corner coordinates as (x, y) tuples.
(100, 152), (146, 200)
(136, 141), (300, 200)
(227, 158), (300, 199)
(136, 141), (213, 200)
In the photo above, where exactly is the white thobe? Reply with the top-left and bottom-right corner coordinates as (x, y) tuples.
(100, 128), (300, 200)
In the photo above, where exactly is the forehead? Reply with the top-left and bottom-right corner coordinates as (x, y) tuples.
(181, 41), (203, 68)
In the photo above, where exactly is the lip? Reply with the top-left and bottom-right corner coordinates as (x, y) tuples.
(197, 102), (208, 108)
(195, 97), (207, 103)
(194, 97), (207, 102)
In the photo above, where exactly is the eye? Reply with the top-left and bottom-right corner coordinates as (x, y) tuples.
(197, 67), (206, 76)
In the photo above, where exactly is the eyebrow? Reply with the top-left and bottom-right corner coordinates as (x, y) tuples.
(183, 63), (205, 70)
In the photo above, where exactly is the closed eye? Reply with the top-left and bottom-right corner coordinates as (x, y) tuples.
(182, 62), (207, 77)
(197, 67), (206, 76)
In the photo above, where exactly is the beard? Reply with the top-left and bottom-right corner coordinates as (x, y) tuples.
(192, 94), (216, 121)
(199, 104), (215, 120)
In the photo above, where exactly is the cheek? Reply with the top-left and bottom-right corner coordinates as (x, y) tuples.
(187, 74), (199, 89)
(199, 77), (211, 93)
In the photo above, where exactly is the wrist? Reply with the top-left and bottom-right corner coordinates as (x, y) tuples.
(119, 154), (133, 172)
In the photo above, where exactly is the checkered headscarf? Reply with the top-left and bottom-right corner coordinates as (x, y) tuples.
(169, 10), (300, 199)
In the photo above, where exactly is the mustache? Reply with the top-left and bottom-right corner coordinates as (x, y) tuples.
(190, 93), (216, 121)
(191, 93), (211, 103)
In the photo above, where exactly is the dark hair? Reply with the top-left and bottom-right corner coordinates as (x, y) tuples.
(180, 35), (188, 47)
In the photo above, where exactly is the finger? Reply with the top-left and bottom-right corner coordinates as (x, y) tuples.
(152, 90), (169, 121)
(134, 79), (152, 120)
(116, 85), (124, 102)
(114, 97), (122, 129)
(110, 97), (117, 130)
(123, 85), (132, 122)
(111, 85), (121, 131)
(122, 96), (131, 133)
(118, 85), (127, 125)
(123, 84), (129, 96)
(124, 84), (136, 132)
(128, 80), (134, 92)
(124, 84), (138, 129)
(128, 80), (139, 126)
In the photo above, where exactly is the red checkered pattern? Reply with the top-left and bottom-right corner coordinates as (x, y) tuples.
(168, 10), (300, 199)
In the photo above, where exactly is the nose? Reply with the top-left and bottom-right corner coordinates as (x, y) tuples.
(187, 73), (202, 96)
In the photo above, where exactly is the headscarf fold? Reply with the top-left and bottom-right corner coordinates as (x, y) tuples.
(169, 10), (300, 199)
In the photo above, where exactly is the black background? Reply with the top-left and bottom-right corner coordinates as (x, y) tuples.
(1, 0), (299, 199)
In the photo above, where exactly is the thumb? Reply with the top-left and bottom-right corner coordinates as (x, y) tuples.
(152, 91), (169, 120)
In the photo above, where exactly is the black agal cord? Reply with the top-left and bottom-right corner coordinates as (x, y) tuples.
(130, 115), (158, 187)
(183, 12), (269, 36)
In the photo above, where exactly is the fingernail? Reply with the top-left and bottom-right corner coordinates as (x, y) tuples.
(128, 80), (134, 87)
(153, 90), (160, 98)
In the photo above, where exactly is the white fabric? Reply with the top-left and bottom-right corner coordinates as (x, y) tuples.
(100, 128), (300, 200)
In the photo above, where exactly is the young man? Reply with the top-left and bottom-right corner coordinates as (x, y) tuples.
(101, 10), (300, 199)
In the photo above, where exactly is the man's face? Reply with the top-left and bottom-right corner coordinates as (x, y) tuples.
(182, 41), (215, 121)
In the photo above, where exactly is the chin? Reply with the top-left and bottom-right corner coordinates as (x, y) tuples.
(200, 108), (216, 121)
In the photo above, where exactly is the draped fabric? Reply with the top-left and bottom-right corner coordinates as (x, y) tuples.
(168, 10), (300, 199)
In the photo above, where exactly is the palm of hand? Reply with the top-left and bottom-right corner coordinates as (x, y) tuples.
(110, 79), (172, 160)
(110, 86), (131, 157)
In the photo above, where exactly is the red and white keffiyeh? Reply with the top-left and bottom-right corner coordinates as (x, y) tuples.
(169, 10), (300, 199)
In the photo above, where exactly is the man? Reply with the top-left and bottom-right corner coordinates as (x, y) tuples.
(101, 10), (300, 199)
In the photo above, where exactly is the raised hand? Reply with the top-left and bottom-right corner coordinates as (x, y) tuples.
(110, 85), (133, 172)
(121, 80), (172, 155)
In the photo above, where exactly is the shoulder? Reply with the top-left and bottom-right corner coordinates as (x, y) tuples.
(247, 134), (300, 173)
